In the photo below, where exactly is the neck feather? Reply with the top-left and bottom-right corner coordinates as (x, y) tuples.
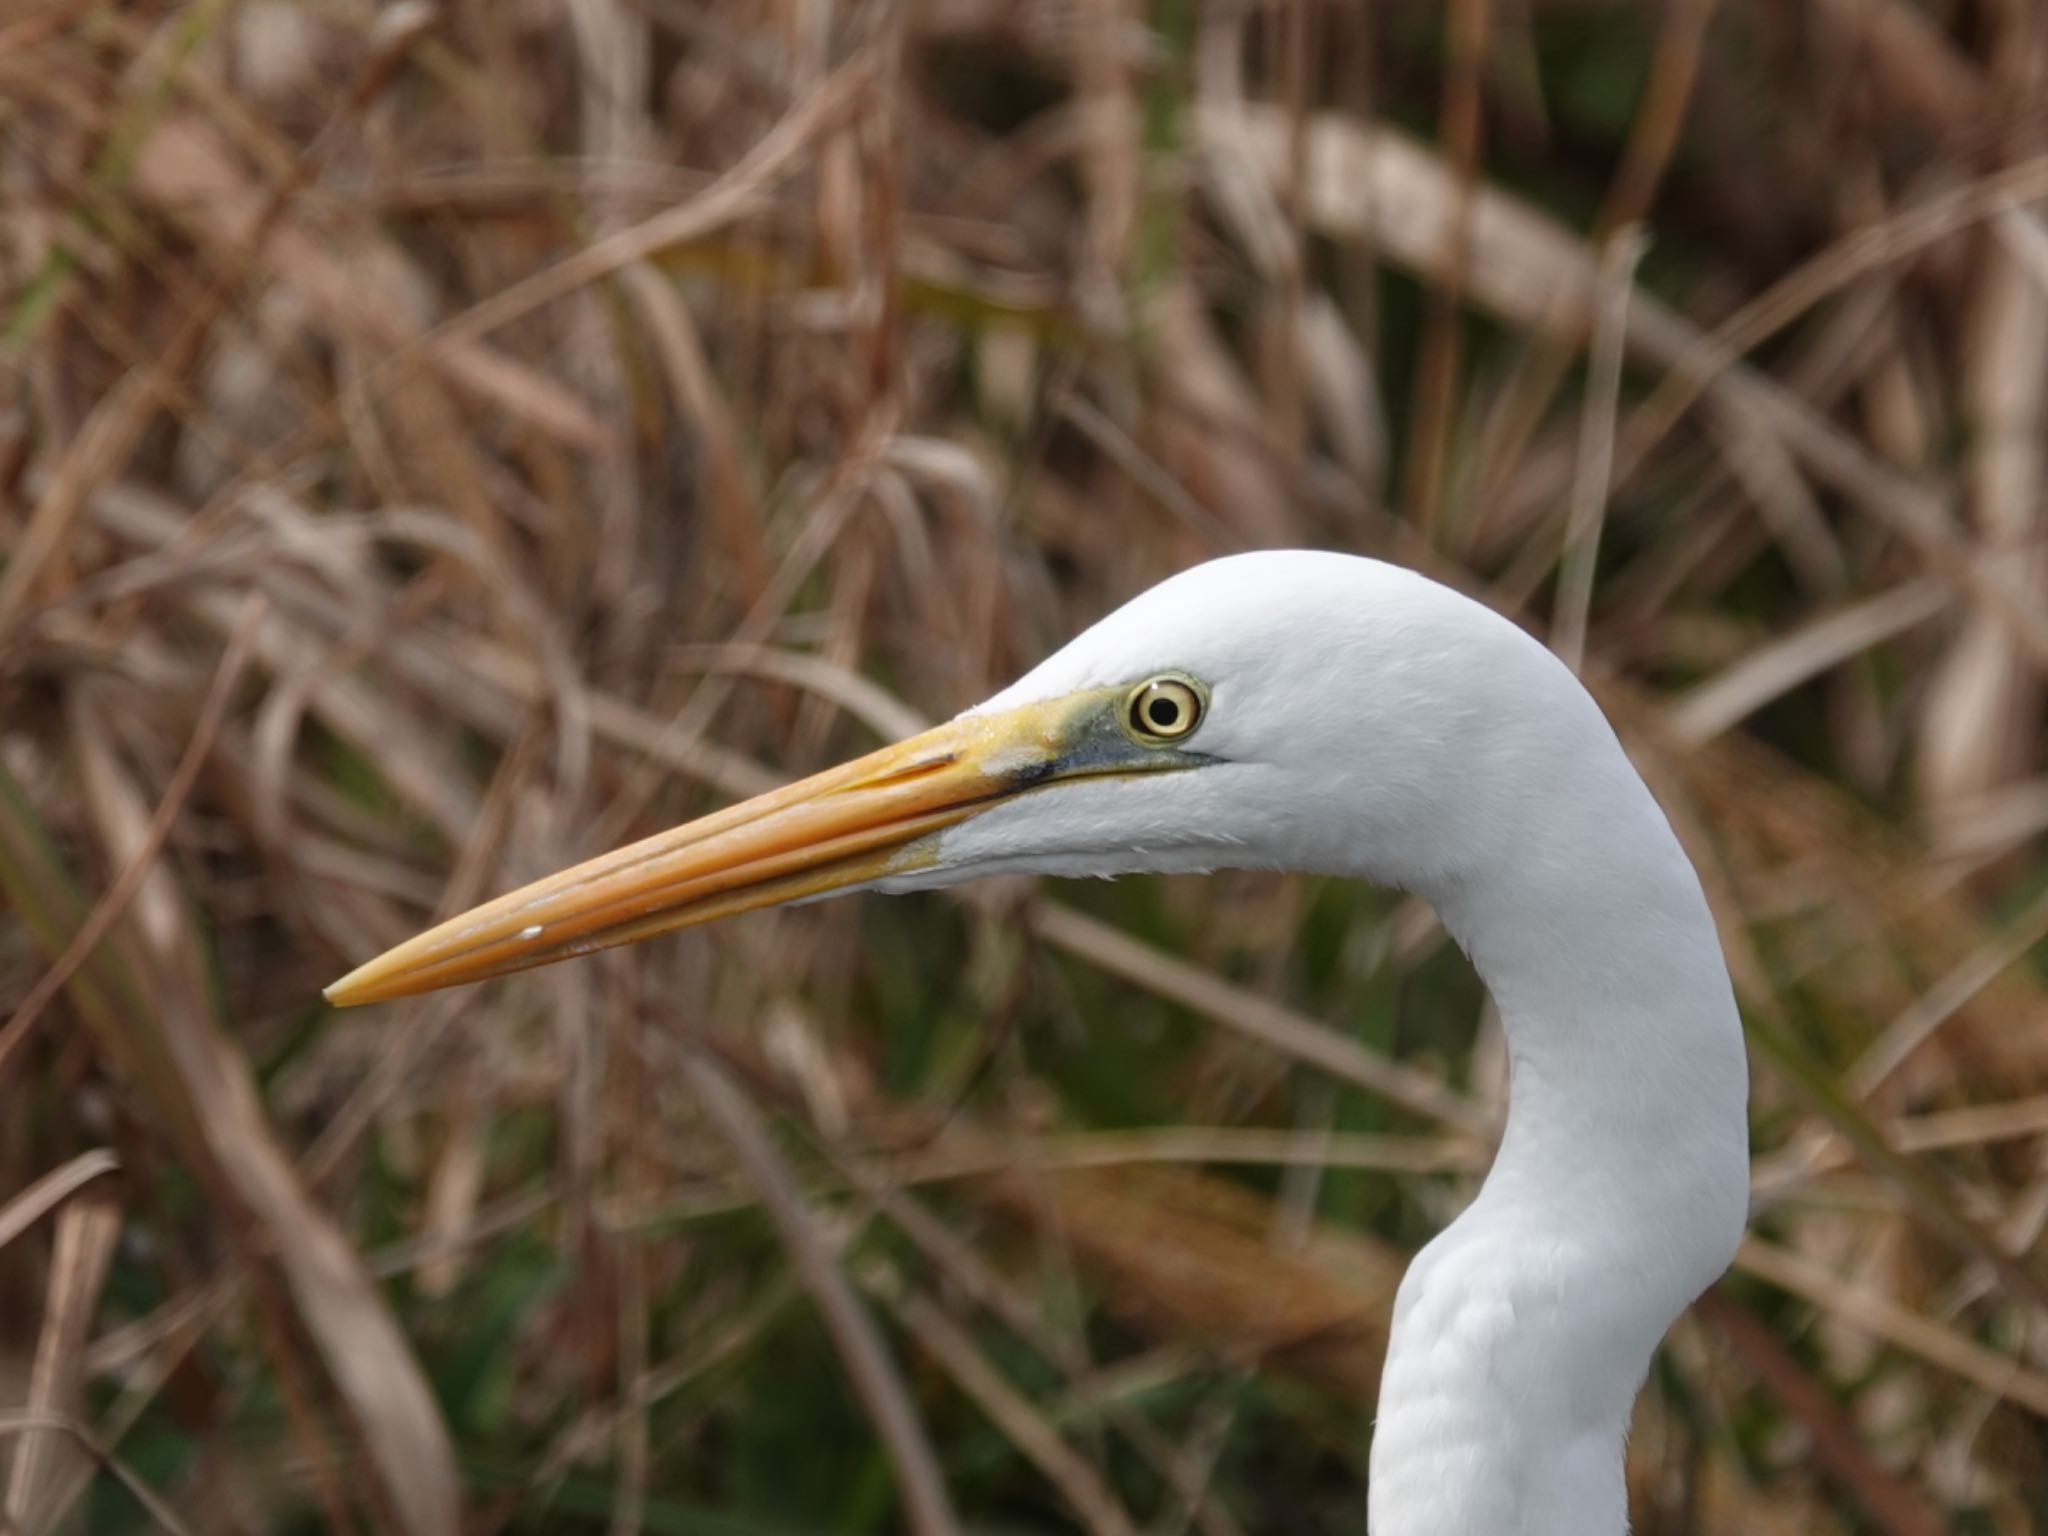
(1365, 771), (1749, 1536)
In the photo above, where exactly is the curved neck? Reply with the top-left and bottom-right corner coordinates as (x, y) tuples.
(1366, 791), (1749, 1536)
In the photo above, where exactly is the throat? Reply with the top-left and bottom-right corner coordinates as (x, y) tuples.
(1435, 813), (1750, 1235)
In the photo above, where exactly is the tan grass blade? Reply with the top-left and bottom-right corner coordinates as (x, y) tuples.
(2, 1194), (120, 1531)
(1670, 578), (1951, 745)
(0, 1153), (120, 1260)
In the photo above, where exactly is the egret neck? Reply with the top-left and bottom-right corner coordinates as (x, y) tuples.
(1367, 731), (1749, 1535)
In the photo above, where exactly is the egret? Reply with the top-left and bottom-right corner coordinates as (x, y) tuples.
(328, 550), (1750, 1535)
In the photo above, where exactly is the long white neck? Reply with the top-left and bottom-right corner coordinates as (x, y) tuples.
(1365, 752), (1750, 1536)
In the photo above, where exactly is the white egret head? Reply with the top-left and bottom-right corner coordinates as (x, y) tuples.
(888, 549), (1616, 900)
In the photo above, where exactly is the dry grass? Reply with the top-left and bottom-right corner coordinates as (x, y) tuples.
(2, 2), (2046, 1532)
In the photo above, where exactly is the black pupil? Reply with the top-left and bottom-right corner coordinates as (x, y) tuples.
(1145, 694), (1180, 730)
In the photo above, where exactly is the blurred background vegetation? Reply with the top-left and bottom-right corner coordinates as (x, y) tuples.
(4, 0), (2048, 1531)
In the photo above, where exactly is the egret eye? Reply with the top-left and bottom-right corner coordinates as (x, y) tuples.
(1124, 676), (1204, 743)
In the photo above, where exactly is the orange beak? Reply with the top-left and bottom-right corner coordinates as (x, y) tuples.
(324, 693), (1126, 1007)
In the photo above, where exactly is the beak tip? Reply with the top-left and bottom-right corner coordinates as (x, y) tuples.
(323, 968), (376, 1009)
